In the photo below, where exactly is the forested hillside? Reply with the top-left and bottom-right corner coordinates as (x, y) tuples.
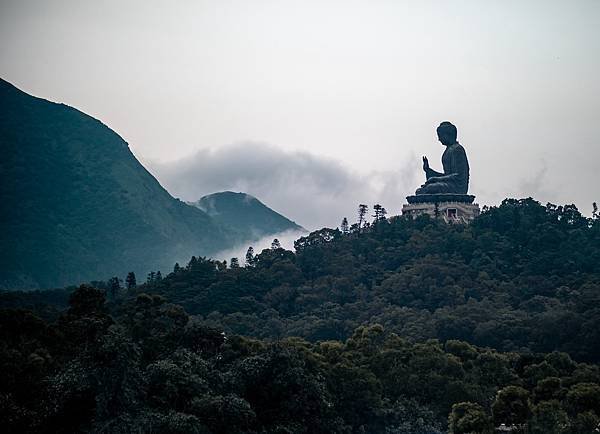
(0, 79), (300, 290)
(2, 198), (600, 433)
(0, 78), (233, 289)
(143, 198), (600, 363)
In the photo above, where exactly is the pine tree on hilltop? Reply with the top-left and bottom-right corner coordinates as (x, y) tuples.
(108, 276), (121, 298)
(245, 247), (255, 267)
(358, 204), (368, 232)
(125, 272), (136, 289)
(373, 204), (382, 222)
(340, 217), (349, 234)
(372, 204), (387, 222)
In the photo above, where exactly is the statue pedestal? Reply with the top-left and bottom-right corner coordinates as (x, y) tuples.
(402, 194), (480, 223)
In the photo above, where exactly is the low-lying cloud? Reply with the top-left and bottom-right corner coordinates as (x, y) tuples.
(212, 229), (308, 264)
(149, 142), (419, 231)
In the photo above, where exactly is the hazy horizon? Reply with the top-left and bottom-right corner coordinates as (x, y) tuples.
(1, 0), (599, 228)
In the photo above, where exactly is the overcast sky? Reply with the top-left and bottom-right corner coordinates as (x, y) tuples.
(1, 0), (599, 229)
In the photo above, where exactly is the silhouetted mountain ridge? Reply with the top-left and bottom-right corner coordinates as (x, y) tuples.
(193, 191), (304, 241)
(0, 79), (301, 289)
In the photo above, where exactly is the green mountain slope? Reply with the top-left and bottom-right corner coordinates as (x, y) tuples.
(2, 198), (600, 432)
(126, 198), (600, 362)
(0, 78), (234, 289)
(194, 191), (304, 241)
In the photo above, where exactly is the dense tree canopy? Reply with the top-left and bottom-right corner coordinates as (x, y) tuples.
(1, 198), (600, 432)
(130, 198), (600, 363)
(2, 286), (600, 433)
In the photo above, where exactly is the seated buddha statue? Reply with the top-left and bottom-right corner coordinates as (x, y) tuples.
(416, 121), (470, 195)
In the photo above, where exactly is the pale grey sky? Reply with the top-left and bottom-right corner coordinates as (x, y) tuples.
(1, 0), (599, 228)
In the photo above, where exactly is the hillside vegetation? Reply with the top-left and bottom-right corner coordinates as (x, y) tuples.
(2, 198), (600, 432)
(0, 79), (299, 289)
(146, 198), (600, 363)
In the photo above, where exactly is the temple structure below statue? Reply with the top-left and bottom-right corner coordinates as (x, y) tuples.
(402, 194), (480, 223)
(402, 122), (480, 223)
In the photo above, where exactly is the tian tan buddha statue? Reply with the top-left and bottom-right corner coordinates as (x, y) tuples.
(404, 122), (478, 220)
(416, 121), (469, 195)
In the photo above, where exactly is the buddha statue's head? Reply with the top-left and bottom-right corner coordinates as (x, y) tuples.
(437, 121), (457, 146)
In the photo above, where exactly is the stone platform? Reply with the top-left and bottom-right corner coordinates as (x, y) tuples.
(402, 194), (480, 223)
(406, 194), (475, 204)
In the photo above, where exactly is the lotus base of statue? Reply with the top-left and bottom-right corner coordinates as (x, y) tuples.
(406, 194), (475, 204)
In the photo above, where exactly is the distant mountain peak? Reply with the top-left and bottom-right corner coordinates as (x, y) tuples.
(0, 81), (230, 289)
(196, 191), (257, 214)
(0, 79), (308, 289)
(194, 191), (304, 239)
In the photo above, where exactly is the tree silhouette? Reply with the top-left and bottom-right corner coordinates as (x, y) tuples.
(372, 204), (382, 222)
(372, 204), (387, 222)
(125, 272), (136, 289)
(340, 217), (349, 234)
(245, 247), (255, 267)
(108, 276), (121, 298)
(358, 204), (368, 232)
